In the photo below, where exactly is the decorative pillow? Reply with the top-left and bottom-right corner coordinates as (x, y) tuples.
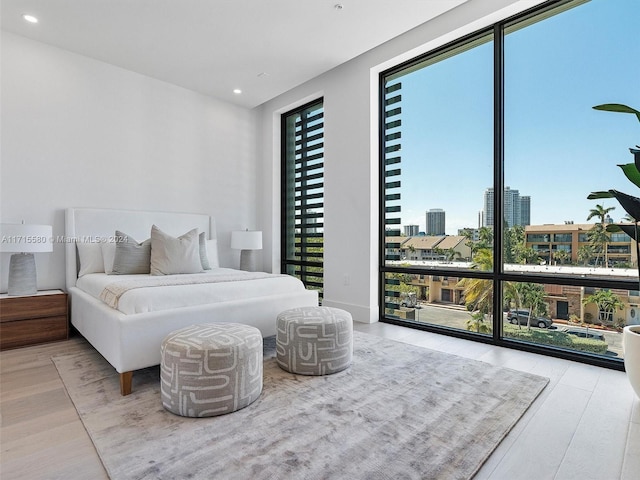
(150, 225), (203, 275)
(111, 231), (152, 275)
(199, 232), (210, 270)
(101, 242), (117, 274)
(77, 242), (104, 277)
(206, 239), (220, 268)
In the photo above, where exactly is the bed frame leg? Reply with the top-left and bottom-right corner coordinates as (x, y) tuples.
(120, 371), (133, 396)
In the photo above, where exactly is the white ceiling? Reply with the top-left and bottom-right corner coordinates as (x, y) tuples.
(1, 0), (468, 108)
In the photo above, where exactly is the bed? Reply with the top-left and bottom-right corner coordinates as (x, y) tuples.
(65, 208), (318, 395)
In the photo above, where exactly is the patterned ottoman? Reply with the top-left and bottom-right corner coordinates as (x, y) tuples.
(276, 306), (353, 375)
(160, 323), (263, 417)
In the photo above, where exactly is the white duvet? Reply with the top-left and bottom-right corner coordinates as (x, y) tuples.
(76, 268), (306, 315)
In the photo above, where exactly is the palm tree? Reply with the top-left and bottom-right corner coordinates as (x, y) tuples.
(458, 248), (521, 331)
(404, 244), (416, 259)
(478, 227), (494, 249)
(515, 282), (547, 330)
(588, 222), (610, 267)
(504, 225), (524, 264)
(587, 204), (616, 224)
(461, 229), (477, 257)
(577, 244), (594, 266)
(502, 224), (532, 265)
(587, 204), (615, 267)
(458, 248), (494, 316)
(513, 245), (541, 265)
(582, 289), (624, 325)
(444, 248), (461, 262)
(552, 249), (570, 265)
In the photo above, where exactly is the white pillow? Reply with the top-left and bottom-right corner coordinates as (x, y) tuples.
(77, 242), (104, 277)
(150, 225), (203, 275)
(101, 242), (116, 274)
(206, 239), (220, 268)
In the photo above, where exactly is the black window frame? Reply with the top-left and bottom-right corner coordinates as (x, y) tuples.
(378, 0), (635, 371)
(281, 98), (325, 299)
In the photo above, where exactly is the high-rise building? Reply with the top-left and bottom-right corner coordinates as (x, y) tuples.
(403, 225), (419, 236)
(503, 187), (520, 228)
(520, 196), (531, 226)
(426, 209), (446, 235)
(484, 189), (495, 227)
(483, 187), (530, 227)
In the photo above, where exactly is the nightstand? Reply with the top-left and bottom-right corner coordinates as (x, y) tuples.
(0, 290), (69, 350)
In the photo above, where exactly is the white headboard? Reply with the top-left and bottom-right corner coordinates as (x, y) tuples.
(65, 208), (215, 290)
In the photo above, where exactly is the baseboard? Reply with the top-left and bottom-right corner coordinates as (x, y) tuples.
(320, 299), (379, 324)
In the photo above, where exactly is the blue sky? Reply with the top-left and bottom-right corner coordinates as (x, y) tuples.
(392, 0), (640, 235)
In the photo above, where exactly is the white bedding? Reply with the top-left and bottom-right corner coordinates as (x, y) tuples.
(76, 268), (306, 315)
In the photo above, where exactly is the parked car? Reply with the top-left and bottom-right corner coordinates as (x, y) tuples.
(559, 327), (606, 342)
(507, 309), (553, 328)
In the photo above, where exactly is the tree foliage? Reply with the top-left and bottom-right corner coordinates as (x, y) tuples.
(582, 289), (624, 325)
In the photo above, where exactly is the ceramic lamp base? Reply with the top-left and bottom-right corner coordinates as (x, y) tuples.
(8, 253), (37, 296)
(239, 250), (257, 272)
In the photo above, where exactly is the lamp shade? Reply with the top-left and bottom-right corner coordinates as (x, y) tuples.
(0, 224), (53, 253)
(231, 230), (262, 250)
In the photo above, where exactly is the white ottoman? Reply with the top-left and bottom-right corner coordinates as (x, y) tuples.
(160, 323), (263, 417)
(276, 306), (353, 375)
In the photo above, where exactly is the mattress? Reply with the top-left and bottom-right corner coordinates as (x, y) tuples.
(76, 268), (305, 315)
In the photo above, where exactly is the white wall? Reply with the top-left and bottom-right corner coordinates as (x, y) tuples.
(256, 0), (545, 323)
(1, 32), (259, 292)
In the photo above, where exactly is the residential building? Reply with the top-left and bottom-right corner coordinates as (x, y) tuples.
(384, 236), (409, 262)
(525, 223), (637, 267)
(399, 235), (471, 262)
(401, 236), (445, 261)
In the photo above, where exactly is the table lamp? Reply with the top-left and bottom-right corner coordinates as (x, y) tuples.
(231, 230), (262, 272)
(1, 223), (53, 295)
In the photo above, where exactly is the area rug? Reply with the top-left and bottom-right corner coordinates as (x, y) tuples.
(53, 331), (548, 480)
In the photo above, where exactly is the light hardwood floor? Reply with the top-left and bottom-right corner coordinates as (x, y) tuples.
(1, 323), (638, 480)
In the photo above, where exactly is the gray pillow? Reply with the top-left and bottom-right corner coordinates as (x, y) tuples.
(199, 232), (211, 270)
(111, 231), (151, 274)
(150, 225), (203, 275)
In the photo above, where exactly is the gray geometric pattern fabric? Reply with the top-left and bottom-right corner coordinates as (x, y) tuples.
(160, 323), (263, 417)
(276, 306), (353, 375)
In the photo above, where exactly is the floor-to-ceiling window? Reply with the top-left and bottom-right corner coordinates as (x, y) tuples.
(380, 0), (640, 368)
(282, 99), (325, 299)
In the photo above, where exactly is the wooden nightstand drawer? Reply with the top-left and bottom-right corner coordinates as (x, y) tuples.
(0, 315), (68, 349)
(0, 294), (67, 322)
(0, 291), (68, 350)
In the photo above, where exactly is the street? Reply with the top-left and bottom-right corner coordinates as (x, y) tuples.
(405, 303), (623, 358)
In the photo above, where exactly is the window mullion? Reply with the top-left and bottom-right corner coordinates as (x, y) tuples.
(493, 23), (505, 341)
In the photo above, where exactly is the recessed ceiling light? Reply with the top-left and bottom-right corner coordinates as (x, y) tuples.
(22, 14), (38, 23)
(233, 89), (242, 95)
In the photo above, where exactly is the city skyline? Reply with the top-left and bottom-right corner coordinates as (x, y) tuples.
(393, 0), (639, 236)
(409, 186), (531, 235)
